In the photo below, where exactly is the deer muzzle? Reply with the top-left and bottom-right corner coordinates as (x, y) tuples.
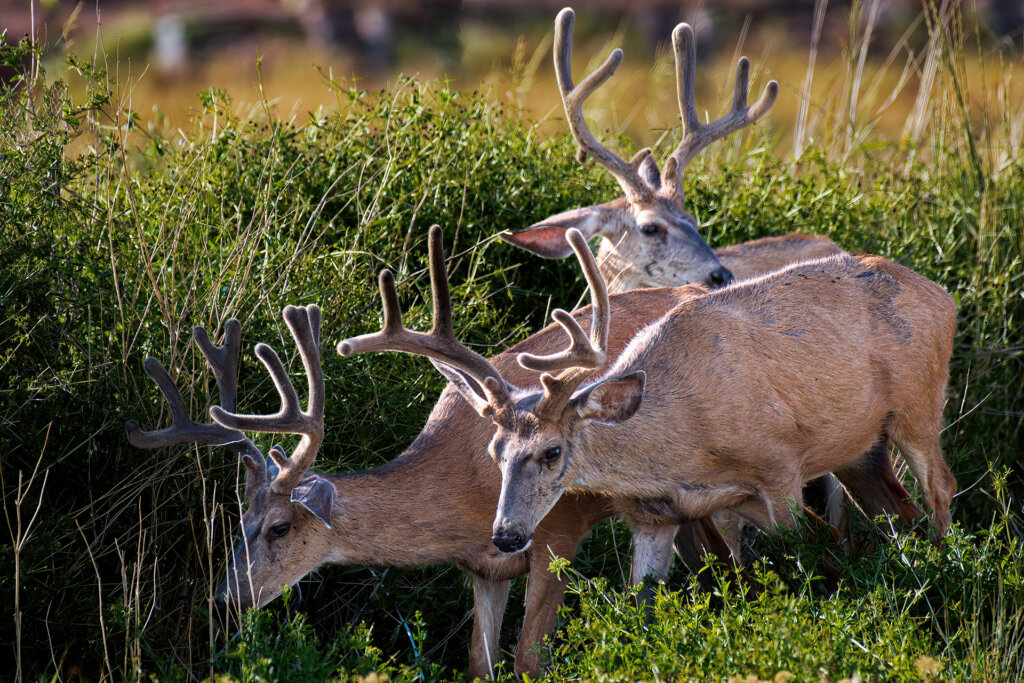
(491, 525), (532, 554)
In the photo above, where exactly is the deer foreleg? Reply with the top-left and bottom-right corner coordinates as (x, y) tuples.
(628, 522), (678, 606)
(469, 574), (511, 680)
(514, 537), (582, 675)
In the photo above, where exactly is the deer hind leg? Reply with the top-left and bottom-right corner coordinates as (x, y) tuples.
(675, 515), (754, 592)
(469, 574), (511, 680)
(891, 432), (956, 539)
(834, 440), (923, 531)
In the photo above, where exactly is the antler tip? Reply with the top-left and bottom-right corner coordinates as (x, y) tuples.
(336, 341), (354, 356)
(565, 228), (588, 252)
(142, 356), (163, 376)
(282, 304), (305, 329)
(556, 7), (575, 26)
(673, 22), (695, 45)
(208, 405), (232, 427)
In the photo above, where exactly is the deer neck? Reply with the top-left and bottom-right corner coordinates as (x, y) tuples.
(321, 397), (497, 569)
(597, 237), (645, 293)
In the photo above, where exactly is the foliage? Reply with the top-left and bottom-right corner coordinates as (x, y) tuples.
(1, 7), (1022, 681)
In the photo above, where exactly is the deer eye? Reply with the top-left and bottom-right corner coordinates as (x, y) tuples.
(639, 223), (660, 236)
(543, 446), (562, 463)
(269, 522), (291, 538)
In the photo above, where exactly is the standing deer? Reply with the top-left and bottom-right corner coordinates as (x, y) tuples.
(126, 282), (735, 678)
(499, 8), (842, 292)
(340, 225), (957, 589)
(500, 7), (853, 556)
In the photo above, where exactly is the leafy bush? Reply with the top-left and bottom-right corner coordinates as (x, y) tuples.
(1, 8), (1022, 680)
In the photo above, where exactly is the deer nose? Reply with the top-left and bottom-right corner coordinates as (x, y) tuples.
(492, 529), (529, 554)
(706, 266), (734, 289)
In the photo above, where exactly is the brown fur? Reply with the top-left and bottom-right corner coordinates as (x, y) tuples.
(489, 254), (957, 574)
(217, 285), (690, 678)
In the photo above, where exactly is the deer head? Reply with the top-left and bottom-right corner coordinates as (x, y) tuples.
(339, 225), (643, 554)
(127, 306), (335, 612)
(500, 8), (778, 292)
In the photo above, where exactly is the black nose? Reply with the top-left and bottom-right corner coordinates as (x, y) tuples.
(492, 530), (528, 554)
(706, 267), (734, 289)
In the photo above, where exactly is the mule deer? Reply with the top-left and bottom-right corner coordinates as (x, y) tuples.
(501, 8), (839, 292)
(127, 281), (734, 677)
(500, 8), (863, 553)
(341, 225), (957, 589)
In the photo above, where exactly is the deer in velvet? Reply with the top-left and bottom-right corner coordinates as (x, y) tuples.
(127, 226), (931, 677)
(337, 225), (950, 598)
(341, 226), (957, 590)
(502, 8), (886, 549)
(500, 8), (842, 292)
(127, 260), (736, 678)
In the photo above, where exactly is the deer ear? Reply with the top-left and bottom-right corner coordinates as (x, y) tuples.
(571, 371), (646, 424)
(430, 359), (492, 416)
(291, 475), (337, 528)
(499, 206), (604, 259)
(638, 150), (662, 190)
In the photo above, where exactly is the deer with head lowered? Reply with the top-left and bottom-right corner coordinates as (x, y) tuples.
(500, 8), (841, 292)
(342, 225), (958, 588)
(127, 251), (739, 678)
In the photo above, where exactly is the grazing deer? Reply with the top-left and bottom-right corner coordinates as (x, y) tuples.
(126, 283), (734, 677)
(500, 8), (841, 292)
(340, 225), (957, 589)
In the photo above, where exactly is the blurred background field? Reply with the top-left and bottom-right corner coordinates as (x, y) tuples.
(2, 1), (1023, 682)
(8, 0), (1024, 158)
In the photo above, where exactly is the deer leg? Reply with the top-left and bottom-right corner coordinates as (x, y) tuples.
(674, 515), (752, 592)
(705, 510), (743, 559)
(892, 436), (956, 540)
(628, 522), (678, 607)
(834, 440), (924, 530)
(514, 533), (584, 676)
(469, 574), (511, 680)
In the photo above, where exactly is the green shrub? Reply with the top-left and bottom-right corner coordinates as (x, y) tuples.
(1, 11), (1022, 680)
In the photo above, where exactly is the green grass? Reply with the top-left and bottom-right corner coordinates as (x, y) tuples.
(1, 4), (1023, 680)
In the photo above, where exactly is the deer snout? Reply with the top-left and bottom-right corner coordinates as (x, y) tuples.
(706, 266), (735, 289)
(492, 526), (531, 554)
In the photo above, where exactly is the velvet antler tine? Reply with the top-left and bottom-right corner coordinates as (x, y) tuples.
(283, 305), (324, 421)
(666, 21), (778, 186)
(566, 229), (609, 347)
(674, 23), (700, 132)
(194, 319), (242, 413)
(337, 226), (514, 418)
(378, 269), (403, 335)
(143, 357), (191, 427)
(427, 225), (454, 338)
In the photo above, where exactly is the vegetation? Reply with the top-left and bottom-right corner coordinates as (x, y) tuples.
(1, 3), (1022, 680)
